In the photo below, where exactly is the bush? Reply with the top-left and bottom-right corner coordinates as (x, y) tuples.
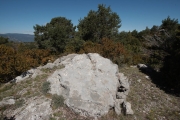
(0, 43), (53, 83)
(0, 36), (9, 45)
(51, 94), (65, 109)
(0, 45), (16, 82)
(79, 38), (138, 66)
(41, 81), (50, 94)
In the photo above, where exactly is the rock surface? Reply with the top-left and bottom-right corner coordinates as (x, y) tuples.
(137, 63), (154, 74)
(123, 102), (134, 115)
(13, 68), (42, 83)
(6, 53), (133, 119)
(0, 97), (15, 107)
(47, 53), (133, 118)
(6, 97), (52, 120)
(11, 55), (77, 83)
(137, 64), (148, 69)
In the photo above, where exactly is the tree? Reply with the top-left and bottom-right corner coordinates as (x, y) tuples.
(160, 24), (180, 93)
(117, 31), (141, 54)
(150, 25), (159, 33)
(0, 36), (9, 44)
(0, 44), (53, 83)
(0, 45), (16, 82)
(77, 4), (121, 42)
(34, 17), (76, 53)
(157, 17), (179, 54)
(131, 29), (139, 38)
(161, 16), (178, 35)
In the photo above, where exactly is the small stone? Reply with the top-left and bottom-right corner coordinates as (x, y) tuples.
(0, 97), (15, 106)
(123, 102), (134, 115)
(116, 92), (126, 99)
(115, 99), (123, 115)
(130, 65), (137, 68)
(137, 64), (147, 69)
(137, 79), (141, 82)
(145, 76), (150, 79)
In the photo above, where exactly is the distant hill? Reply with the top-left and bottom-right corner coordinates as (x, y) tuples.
(0, 33), (34, 42)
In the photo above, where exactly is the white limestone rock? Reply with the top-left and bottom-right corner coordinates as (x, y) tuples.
(123, 102), (134, 115)
(0, 97), (15, 106)
(12, 97), (52, 120)
(47, 53), (132, 118)
(13, 68), (42, 83)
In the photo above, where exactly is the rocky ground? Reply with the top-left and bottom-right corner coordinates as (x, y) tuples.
(105, 66), (180, 120)
(0, 65), (91, 120)
(0, 62), (180, 120)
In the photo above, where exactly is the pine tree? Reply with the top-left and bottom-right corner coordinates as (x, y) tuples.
(34, 17), (75, 53)
(77, 4), (121, 42)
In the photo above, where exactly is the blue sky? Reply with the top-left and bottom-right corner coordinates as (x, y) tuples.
(0, 0), (180, 34)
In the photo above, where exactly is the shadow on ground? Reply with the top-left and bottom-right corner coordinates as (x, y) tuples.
(138, 64), (180, 97)
(3, 116), (15, 120)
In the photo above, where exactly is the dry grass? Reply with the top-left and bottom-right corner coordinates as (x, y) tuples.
(0, 66), (89, 119)
(116, 66), (180, 120)
(0, 69), (53, 117)
(99, 66), (180, 120)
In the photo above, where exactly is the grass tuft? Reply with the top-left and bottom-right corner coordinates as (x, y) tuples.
(51, 94), (65, 109)
(41, 81), (50, 94)
(14, 99), (25, 109)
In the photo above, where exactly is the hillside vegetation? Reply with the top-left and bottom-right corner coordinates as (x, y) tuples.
(1, 5), (180, 95)
(0, 4), (180, 115)
(0, 33), (34, 42)
(0, 63), (179, 120)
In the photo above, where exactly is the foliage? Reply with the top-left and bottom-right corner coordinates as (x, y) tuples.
(41, 81), (50, 94)
(138, 27), (151, 37)
(17, 42), (37, 53)
(64, 37), (85, 54)
(150, 25), (159, 33)
(79, 38), (141, 65)
(49, 116), (56, 120)
(116, 31), (144, 65)
(161, 16), (178, 35)
(0, 36), (9, 44)
(117, 31), (141, 53)
(34, 17), (76, 53)
(51, 94), (65, 109)
(77, 4), (121, 42)
(14, 99), (25, 109)
(0, 44), (53, 83)
(160, 24), (180, 93)
(0, 45), (16, 82)
(1, 6), (180, 95)
(78, 41), (101, 54)
(140, 17), (180, 94)
(139, 17), (179, 69)
(101, 38), (126, 61)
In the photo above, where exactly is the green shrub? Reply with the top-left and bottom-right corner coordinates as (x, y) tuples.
(41, 81), (50, 94)
(51, 94), (65, 109)
(14, 99), (25, 109)
(49, 115), (56, 120)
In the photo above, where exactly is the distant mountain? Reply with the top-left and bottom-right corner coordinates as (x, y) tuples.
(0, 33), (34, 42)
